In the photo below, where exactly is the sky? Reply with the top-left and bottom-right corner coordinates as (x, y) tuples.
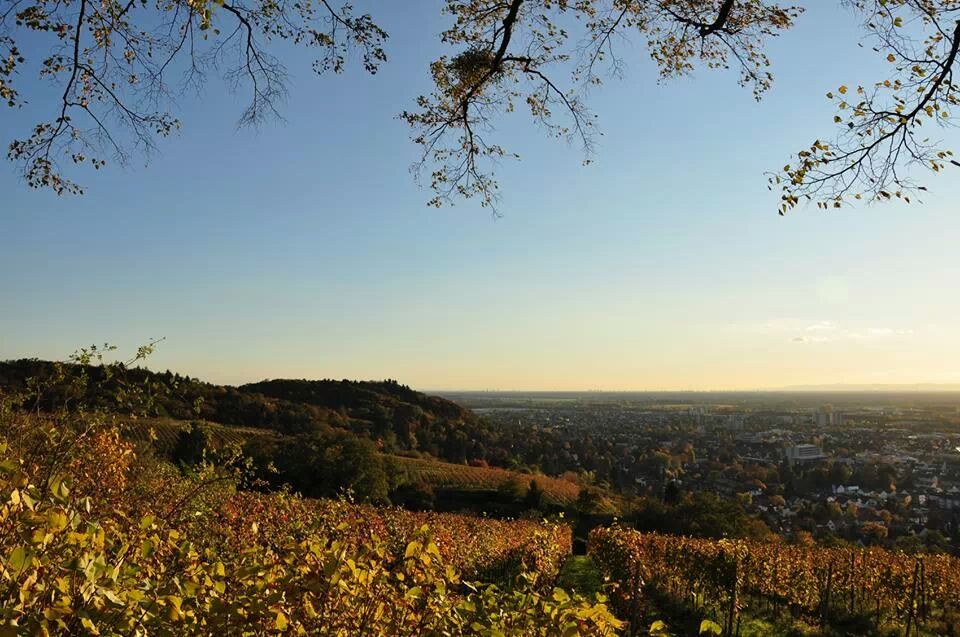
(2, 2), (959, 391)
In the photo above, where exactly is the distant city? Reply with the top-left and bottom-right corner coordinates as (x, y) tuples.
(443, 390), (960, 548)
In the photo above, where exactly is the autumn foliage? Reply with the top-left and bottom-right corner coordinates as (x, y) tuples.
(0, 403), (622, 635)
(589, 526), (960, 634)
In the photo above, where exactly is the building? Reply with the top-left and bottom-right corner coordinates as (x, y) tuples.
(785, 444), (827, 466)
(815, 405), (844, 427)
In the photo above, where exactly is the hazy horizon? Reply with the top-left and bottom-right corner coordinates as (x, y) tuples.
(9, 354), (960, 394)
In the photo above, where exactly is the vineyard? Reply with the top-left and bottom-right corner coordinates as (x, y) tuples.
(0, 410), (622, 635)
(390, 454), (584, 508)
(212, 493), (574, 584)
(120, 416), (280, 453)
(589, 526), (960, 636)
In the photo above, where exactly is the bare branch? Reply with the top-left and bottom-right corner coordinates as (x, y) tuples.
(5, 0), (387, 194)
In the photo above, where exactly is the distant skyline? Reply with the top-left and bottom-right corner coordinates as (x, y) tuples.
(2, 3), (959, 391)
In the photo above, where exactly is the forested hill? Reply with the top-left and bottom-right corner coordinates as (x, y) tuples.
(0, 359), (489, 463)
(241, 378), (475, 428)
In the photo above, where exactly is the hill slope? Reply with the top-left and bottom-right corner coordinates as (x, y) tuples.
(0, 359), (493, 462)
(0, 409), (622, 636)
(0, 360), (614, 513)
(120, 416), (594, 510)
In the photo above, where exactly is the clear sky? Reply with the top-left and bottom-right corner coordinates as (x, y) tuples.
(2, 2), (959, 391)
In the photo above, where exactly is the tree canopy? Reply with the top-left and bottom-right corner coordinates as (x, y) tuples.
(3, 0), (959, 212)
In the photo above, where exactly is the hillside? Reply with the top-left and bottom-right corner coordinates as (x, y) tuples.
(0, 408), (621, 635)
(0, 360), (616, 515)
(119, 416), (601, 512)
(0, 361), (630, 507)
(242, 377), (474, 425)
(0, 359), (498, 463)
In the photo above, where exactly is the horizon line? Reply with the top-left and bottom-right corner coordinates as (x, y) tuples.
(425, 384), (960, 394)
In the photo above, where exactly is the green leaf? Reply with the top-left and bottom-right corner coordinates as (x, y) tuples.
(8, 546), (30, 576)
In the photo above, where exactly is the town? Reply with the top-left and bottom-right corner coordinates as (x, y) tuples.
(445, 390), (960, 551)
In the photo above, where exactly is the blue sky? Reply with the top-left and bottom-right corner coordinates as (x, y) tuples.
(2, 2), (959, 390)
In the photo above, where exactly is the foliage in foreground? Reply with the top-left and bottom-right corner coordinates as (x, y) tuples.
(0, 404), (623, 635)
(589, 526), (960, 636)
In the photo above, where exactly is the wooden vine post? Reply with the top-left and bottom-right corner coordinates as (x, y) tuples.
(772, 558), (779, 619)
(919, 558), (927, 623)
(725, 557), (740, 637)
(848, 549), (856, 613)
(821, 563), (833, 627)
(904, 559), (920, 637)
(628, 561), (642, 637)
